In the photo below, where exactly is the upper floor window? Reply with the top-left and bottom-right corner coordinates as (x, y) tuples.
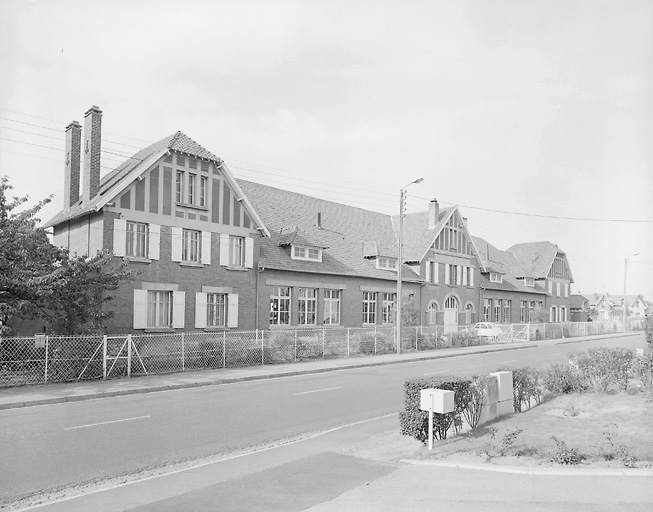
(292, 245), (322, 262)
(426, 261), (438, 284)
(176, 171), (184, 203)
(188, 173), (197, 205)
(182, 229), (201, 262)
(524, 278), (535, 287)
(230, 236), (245, 267)
(200, 176), (207, 207)
(377, 257), (397, 271)
(126, 221), (148, 258)
(490, 272), (503, 283)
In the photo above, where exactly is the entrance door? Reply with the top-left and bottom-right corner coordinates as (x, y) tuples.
(444, 296), (459, 334)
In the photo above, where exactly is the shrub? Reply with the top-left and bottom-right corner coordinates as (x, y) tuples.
(569, 348), (636, 392)
(633, 347), (653, 394)
(459, 375), (486, 429)
(499, 366), (541, 412)
(543, 363), (587, 394)
(399, 376), (472, 443)
(644, 315), (653, 348)
(551, 436), (585, 465)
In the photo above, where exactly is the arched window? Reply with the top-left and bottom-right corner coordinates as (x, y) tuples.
(444, 296), (459, 310)
(465, 303), (475, 324)
(427, 301), (438, 325)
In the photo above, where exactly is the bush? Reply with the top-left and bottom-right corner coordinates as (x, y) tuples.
(543, 363), (587, 394)
(551, 436), (585, 465)
(399, 376), (472, 443)
(569, 348), (636, 392)
(634, 347), (653, 394)
(459, 375), (486, 429)
(499, 366), (541, 412)
(644, 315), (653, 348)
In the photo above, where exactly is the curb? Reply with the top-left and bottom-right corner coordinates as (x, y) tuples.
(0, 332), (641, 411)
(402, 459), (653, 477)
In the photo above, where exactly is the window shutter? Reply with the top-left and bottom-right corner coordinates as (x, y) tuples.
(171, 227), (182, 262)
(425, 260), (431, 283)
(149, 224), (160, 260)
(457, 266), (462, 286)
(462, 266), (467, 287)
(113, 219), (126, 257)
(172, 291), (185, 328)
(469, 268), (474, 287)
(201, 231), (212, 265)
(195, 292), (207, 329)
(244, 237), (254, 268)
(445, 264), (450, 285)
(219, 233), (229, 266)
(133, 289), (148, 329)
(433, 263), (439, 284)
(227, 293), (239, 327)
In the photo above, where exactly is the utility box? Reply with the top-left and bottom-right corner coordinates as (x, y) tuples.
(420, 389), (455, 414)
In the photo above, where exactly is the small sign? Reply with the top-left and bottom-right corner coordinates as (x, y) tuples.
(34, 334), (46, 348)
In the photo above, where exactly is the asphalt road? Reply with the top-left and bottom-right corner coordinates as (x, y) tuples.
(0, 334), (644, 505)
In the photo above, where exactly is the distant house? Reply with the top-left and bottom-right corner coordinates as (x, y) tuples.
(507, 242), (574, 323)
(472, 237), (547, 324)
(570, 294), (590, 322)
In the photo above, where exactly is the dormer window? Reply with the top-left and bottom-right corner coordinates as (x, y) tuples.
(377, 256), (398, 271)
(292, 245), (322, 262)
(524, 278), (535, 287)
(490, 273), (503, 283)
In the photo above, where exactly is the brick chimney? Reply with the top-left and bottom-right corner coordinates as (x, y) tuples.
(63, 120), (82, 208)
(428, 199), (439, 230)
(82, 105), (102, 203)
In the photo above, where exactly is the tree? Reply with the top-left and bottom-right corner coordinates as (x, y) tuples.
(0, 176), (133, 335)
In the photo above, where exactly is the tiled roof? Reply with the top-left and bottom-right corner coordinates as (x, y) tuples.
(44, 131), (222, 228)
(570, 294), (589, 309)
(397, 207), (455, 262)
(236, 180), (420, 282)
(506, 241), (567, 279)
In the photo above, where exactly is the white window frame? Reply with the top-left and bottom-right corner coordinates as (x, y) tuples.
(188, 173), (197, 205)
(126, 221), (149, 258)
(230, 236), (245, 267)
(490, 272), (503, 283)
(323, 289), (341, 325)
(292, 245), (322, 262)
(270, 286), (291, 326)
(556, 282), (561, 297)
(298, 288), (318, 325)
(114, 219), (159, 261)
(200, 176), (207, 207)
(176, 170), (184, 203)
(381, 292), (396, 324)
(182, 229), (201, 263)
(427, 301), (438, 325)
(377, 256), (398, 271)
(134, 289), (185, 330)
(207, 292), (227, 327)
(525, 278), (535, 288)
(362, 291), (377, 324)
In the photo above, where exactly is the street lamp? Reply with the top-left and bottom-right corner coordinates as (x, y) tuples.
(623, 252), (638, 333)
(397, 177), (424, 355)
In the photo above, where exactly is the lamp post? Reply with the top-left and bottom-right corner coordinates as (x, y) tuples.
(623, 253), (638, 333)
(397, 177), (424, 355)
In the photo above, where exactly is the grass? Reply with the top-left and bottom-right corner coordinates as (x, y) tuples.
(415, 391), (653, 468)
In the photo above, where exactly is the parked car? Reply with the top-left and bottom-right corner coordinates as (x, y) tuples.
(473, 322), (503, 341)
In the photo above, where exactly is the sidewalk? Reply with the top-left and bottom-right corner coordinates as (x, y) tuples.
(0, 332), (638, 411)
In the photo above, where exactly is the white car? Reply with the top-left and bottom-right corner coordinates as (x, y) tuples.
(473, 322), (502, 340)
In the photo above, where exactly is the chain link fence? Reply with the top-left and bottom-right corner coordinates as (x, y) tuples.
(0, 320), (639, 388)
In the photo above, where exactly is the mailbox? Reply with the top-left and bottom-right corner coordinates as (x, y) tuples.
(420, 388), (454, 414)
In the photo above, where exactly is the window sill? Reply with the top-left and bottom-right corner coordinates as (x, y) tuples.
(175, 202), (209, 212)
(180, 262), (204, 268)
(124, 257), (151, 264)
(144, 328), (175, 333)
(269, 324), (293, 330)
(204, 327), (228, 331)
(226, 266), (247, 272)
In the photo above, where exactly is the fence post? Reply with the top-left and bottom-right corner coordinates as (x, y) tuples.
(347, 328), (350, 358)
(127, 334), (132, 377)
(261, 329), (264, 365)
(103, 335), (107, 379)
(294, 329), (298, 361)
(322, 328), (326, 358)
(223, 331), (226, 368)
(415, 327), (418, 351)
(374, 326), (377, 355)
(44, 335), (49, 383)
(181, 332), (185, 372)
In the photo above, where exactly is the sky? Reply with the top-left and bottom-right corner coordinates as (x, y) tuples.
(1, 0), (651, 301)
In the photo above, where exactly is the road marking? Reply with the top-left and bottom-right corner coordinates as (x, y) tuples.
(293, 386), (342, 396)
(423, 370), (447, 375)
(64, 415), (151, 430)
(498, 360), (516, 364)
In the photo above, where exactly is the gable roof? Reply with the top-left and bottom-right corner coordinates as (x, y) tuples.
(472, 236), (547, 295)
(507, 241), (573, 282)
(44, 132), (269, 236)
(236, 179), (420, 282)
(570, 294), (589, 309)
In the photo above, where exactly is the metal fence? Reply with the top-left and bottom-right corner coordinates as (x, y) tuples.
(0, 320), (643, 388)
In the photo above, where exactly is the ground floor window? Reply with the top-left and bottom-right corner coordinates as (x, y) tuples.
(382, 293), (396, 324)
(298, 288), (318, 325)
(520, 301), (527, 322)
(207, 293), (227, 327)
(323, 289), (341, 325)
(483, 299), (491, 321)
(465, 303), (475, 324)
(148, 290), (172, 328)
(363, 291), (377, 324)
(427, 301), (438, 325)
(503, 300), (511, 323)
(270, 287), (291, 325)
(493, 299), (502, 323)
